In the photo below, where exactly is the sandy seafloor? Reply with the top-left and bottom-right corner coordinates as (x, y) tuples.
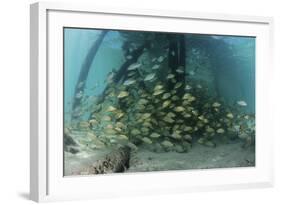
(64, 139), (255, 176)
(128, 141), (255, 173)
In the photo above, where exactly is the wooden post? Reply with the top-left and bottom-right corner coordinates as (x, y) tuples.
(71, 30), (108, 120)
(167, 34), (186, 96)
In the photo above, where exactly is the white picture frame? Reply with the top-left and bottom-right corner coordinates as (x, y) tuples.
(30, 2), (274, 202)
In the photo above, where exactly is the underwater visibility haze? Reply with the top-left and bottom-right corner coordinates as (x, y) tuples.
(63, 28), (255, 176)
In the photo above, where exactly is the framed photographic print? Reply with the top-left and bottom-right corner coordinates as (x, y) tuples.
(30, 2), (274, 202)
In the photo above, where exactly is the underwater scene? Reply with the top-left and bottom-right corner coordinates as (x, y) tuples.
(63, 28), (255, 176)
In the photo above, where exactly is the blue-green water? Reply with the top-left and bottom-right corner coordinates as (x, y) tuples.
(64, 29), (124, 113)
(63, 28), (255, 176)
(64, 29), (255, 116)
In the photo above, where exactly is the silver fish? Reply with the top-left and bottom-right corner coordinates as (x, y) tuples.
(144, 73), (156, 81)
(167, 74), (175, 79)
(157, 56), (164, 63)
(128, 63), (141, 71)
(176, 66), (184, 74)
(77, 81), (84, 89)
(123, 79), (136, 86)
(152, 64), (160, 70)
(185, 84), (192, 90)
(237, 100), (247, 106)
(75, 91), (83, 99)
